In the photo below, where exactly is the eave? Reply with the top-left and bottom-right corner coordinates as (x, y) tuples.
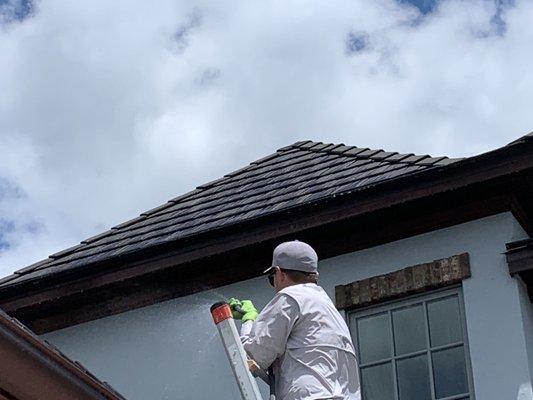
(506, 238), (533, 301)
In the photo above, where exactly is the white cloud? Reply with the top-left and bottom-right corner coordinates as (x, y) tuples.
(0, 0), (532, 276)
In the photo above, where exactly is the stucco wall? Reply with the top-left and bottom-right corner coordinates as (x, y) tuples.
(518, 277), (533, 399)
(44, 212), (532, 400)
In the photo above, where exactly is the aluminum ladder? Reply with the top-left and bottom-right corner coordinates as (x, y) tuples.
(211, 302), (275, 400)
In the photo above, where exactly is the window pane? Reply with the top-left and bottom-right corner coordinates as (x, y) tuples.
(396, 355), (431, 400)
(428, 296), (462, 347)
(392, 304), (426, 355)
(432, 346), (468, 398)
(357, 313), (392, 363)
(361, 363), (394, 400)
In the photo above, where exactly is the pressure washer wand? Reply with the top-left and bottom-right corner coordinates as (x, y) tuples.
(234, 305), (246, 315)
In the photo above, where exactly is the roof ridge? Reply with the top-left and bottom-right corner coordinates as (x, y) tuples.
(291, 140), (458, 166)
(275, 140), (313, 152)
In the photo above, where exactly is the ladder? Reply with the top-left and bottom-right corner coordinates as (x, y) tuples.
(211, 302), (275, 400)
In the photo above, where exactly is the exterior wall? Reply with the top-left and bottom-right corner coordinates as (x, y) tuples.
(44, 212), (532, 400)
(518, 277), (533, 399)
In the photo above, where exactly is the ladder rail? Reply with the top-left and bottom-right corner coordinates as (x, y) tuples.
(211, 302), (266, 400)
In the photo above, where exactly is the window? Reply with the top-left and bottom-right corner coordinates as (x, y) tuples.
(348, 288), (474, 400)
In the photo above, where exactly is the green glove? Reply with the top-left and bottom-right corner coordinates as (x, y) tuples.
(228, 298), (259, 322)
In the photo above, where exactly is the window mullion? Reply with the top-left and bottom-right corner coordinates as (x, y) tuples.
(424, 300), (437, 400)
(389, 309), (399, 400)
(359, 357), (394, 368)
(458, 289), (476, 400)
(438, 393), (470, 400)
(394, 348), (429, 361)
(429, 341), (464, 352)
(351, 314), (361, 369)
(352, 316), (363, 399)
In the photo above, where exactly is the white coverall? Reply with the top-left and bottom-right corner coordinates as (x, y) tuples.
(240, 283), (361, 400)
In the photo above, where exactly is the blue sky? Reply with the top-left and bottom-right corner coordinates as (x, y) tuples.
(1, 0), (439, 23)
(401, 0), (438, 14)
(0, 0), (532, 276)
(0, 0), (32, 22)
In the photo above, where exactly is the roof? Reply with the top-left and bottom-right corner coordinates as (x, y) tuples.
(0, 140), (462, 288)
(2, 133), (533, 333)
(0, 308), (125, 399)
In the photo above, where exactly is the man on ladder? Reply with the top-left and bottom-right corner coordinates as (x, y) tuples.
(230, 240), (361, 400)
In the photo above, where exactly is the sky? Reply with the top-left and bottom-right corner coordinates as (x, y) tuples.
(0, 0), (532, 277)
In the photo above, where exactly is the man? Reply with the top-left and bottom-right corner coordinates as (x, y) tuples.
(229, 240), (361, 400)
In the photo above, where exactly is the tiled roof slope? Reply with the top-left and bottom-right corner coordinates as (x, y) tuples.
(0, 141), (462, 287)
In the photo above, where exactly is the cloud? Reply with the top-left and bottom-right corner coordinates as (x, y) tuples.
(0, 0), (532, 276)
(346, 31), (370, 54)
(0, 0), (33, 25)
(402, 0), (438, 14)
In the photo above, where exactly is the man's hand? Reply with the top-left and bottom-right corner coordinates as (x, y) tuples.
(228, 298), (259, 322)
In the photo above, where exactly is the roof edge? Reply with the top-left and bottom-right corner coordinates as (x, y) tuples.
(1, 133), (532, 293)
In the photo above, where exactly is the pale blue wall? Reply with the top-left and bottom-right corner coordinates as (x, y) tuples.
(44, 212), (532, 400)
(517, 277), (533, 399)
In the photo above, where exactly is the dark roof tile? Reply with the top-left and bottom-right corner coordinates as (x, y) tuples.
(417, 156), (447, 166)
(80, 230), (115, 245)
(13, 259), (51, 275)
(49, 244), (87, 259)
(400, 154), (429, 164)
(0, 274), (19, 285)
(112, 216), (147, 230)
(167, 188), (203, 203)
(249, 152), (281, 165)
(292, 140), (313, 147)
(326, 144), (346, 153)
(0, 139), (457, 287)
(356, 149), (382, 158)
(320, 143), (337, 151)
(223, 164), (255, 178)
(275, 143), (296, 152)
(385, 153), (413, 162)
(308, 143), (331, 151)
(329, 145), (353, 154)
(140, 202), (175, 216)
(369, 151), (397, 161)
(196, 177), (228, 189)
(298, 141), (321, 149)
(343, 147), (368, 156)
(435, 157), (463, 166)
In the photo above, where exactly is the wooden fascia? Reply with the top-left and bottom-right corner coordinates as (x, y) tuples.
(0, 312), (124, 399)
